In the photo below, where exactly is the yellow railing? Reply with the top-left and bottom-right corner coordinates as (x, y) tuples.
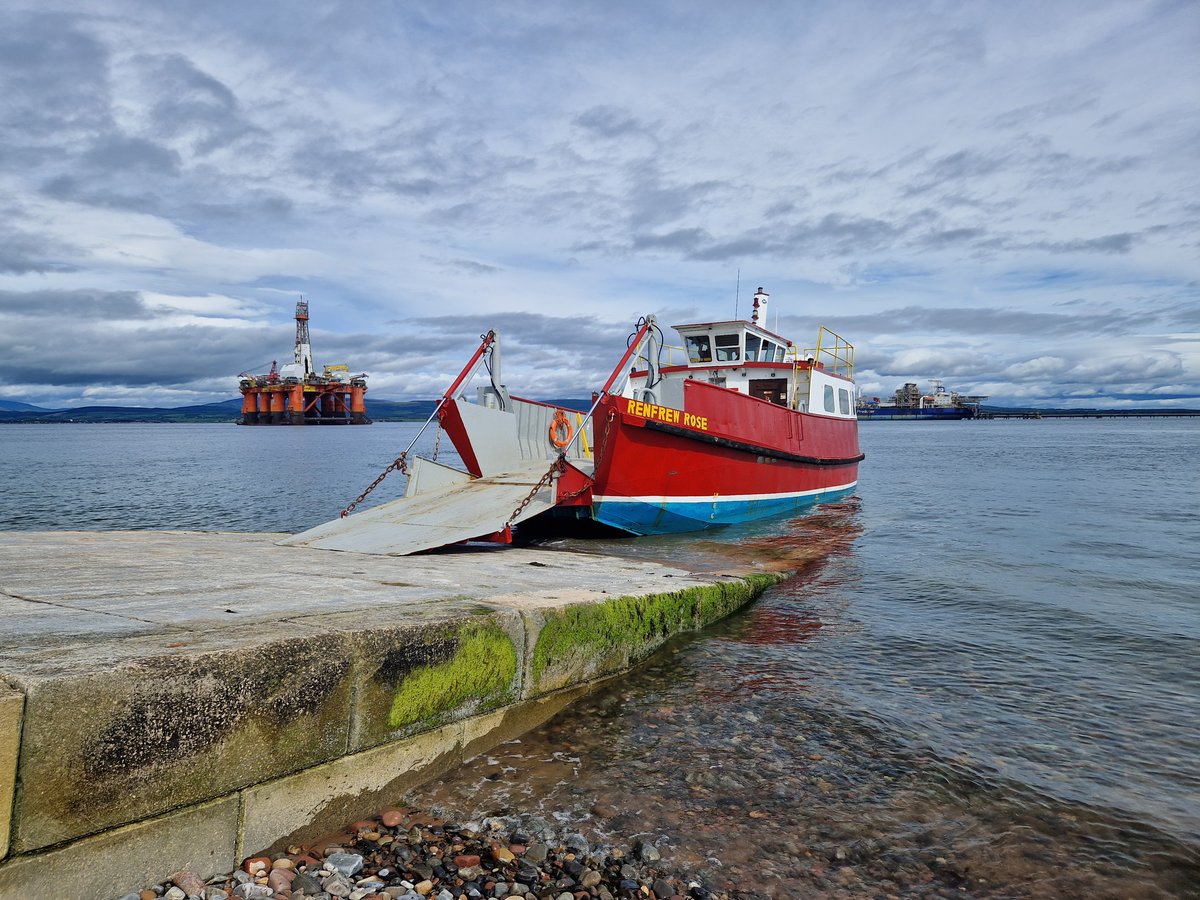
(804, 326), (855, 378)
(633, 343), (689, 369)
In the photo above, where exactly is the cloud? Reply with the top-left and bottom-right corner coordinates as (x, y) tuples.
(0, 224), (80, 274)
(0, 11), (111, 150)
(0, 0), (1195, 409)
(574, 105), (649, 139)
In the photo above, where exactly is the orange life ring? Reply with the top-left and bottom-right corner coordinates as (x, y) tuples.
(549, 409), (573, 448)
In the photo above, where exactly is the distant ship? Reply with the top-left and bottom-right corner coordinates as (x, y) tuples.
(857, 380), (988, 420)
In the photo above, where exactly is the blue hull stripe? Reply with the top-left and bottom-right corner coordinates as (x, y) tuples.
(591, 482), (858, 535)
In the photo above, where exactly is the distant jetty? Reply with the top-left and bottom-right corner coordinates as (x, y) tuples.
(974, 409), (1200, 419)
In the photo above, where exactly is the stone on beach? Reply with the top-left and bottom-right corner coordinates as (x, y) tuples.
(124, 804), (726, 900)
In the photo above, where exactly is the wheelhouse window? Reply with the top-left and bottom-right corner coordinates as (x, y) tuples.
(823, 384), (835, 413)
(714, 333), (741, 362)
(686, 335), (712, 363)
(838, 388), (851, 415)
(761, 340), (776, 362)
(744, 334), (761, 361)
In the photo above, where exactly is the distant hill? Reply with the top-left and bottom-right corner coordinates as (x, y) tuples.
(0, 400), (53, 412)
(0, 398), (243, 423)
(0, 396), (591, 423)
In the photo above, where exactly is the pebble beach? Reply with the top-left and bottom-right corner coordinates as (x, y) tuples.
(116, 807), (714, 900)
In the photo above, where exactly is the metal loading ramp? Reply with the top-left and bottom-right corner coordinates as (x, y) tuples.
(279, 459), (558, 555)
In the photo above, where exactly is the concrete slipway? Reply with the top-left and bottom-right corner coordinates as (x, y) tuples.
(0, 530), (782, 898)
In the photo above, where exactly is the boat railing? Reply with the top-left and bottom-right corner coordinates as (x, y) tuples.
(804, 326), (855, 379)
(634, 342), (689, 368)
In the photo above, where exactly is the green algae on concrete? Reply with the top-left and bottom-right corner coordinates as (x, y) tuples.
(532, 574), (781, 693)
(388, 620), (518, 730)
(11, 633), (354, 853)
(342, 608), (525, 752)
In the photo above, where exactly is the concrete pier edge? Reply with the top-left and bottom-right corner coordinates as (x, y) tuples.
(0, 531), (787, 898)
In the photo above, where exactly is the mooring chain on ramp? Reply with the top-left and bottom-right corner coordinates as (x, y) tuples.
(340, 452), (410, 518)
(506, 455), (566, 529)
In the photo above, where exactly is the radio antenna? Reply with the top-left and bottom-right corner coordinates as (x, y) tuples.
(734, 268), (741, 319)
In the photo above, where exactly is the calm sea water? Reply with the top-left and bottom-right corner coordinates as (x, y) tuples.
(2, 419), (1198, 896)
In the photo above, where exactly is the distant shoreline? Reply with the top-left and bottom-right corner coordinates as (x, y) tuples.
(4, 407), (1198, 424)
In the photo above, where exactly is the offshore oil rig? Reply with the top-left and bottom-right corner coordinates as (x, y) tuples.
(237, 300), (369, 425)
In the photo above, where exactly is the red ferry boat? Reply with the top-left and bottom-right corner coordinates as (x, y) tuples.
(287, 288), (862, 555)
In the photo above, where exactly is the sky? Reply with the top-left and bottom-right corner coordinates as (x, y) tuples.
(0, 0), (1197, 409)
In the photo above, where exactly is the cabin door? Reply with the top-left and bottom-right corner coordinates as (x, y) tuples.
(749, 378), (788, 405)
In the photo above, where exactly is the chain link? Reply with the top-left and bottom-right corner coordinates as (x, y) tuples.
(506, 455), (566, 528)
(340, 452), (409, 518)
(595, 408), (616, 466)
(432, 422), (442, 461)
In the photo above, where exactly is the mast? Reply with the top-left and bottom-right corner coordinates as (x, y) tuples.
(751, 287), (768, 326)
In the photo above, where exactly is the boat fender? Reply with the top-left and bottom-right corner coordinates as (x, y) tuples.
(549, 409), (574, 448)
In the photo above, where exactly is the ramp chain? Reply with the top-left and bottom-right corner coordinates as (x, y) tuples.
(595, 409), (616, 465)
(339, 452), (410, 518)
(506, 455), (566, 528)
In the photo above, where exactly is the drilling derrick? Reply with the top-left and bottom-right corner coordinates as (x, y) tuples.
(294, 300), (313, 376)
(237, 299), (369, 426)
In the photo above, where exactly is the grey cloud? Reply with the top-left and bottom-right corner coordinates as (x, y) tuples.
(0, 289), (150, 320)
(915, 227), (988, 249)
(626, 172), (726, 231)
(41, 174), (160, 213)
(1162, 300), (1200, 329)
(82, 135), (181, 175)
(926, 149), (1010, 183)
(1025, 144), (1141, 190)
(605, 210), (906, 262)
(411, 312), (628, 357)
(317, 313), (636, 398)
(816, 304), (1144, 340)
(632, 229), (708, 253)
(901, 147), (1013, 197)
(190, 192), (295, 221)
(687, 213), (902, 262)
(0, 288), (282, 387)
(0, 12), (112, 146)
(1041, 233), (1134, 254)
(574, 106), (648, 139)
(385, 178), (441, 198)
(440, 258), (501, 276)
(992, 93), (1099, 130)
(138, 53), (256, 154)
(0, 226), (80, 274)
(903, 139), (1141, 200)
(38, 134), (181, 212)
(291, 120), (534, 206)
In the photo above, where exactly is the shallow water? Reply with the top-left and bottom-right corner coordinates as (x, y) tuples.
(412, 500), (1199, 898)
(2, 418), (1198, 896)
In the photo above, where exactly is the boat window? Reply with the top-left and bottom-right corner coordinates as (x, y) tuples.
(761, 340), (775, 362)
(714, 333), (741, 362)
(824, 384), (835, 413)
(744, 334), (761, 361)
(686, 335), (712, 363)
(838, 388), (850, 415)
(775, 345), (786, 362)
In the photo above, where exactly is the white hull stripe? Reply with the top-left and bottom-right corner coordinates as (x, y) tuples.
(593, 480), (858, 505)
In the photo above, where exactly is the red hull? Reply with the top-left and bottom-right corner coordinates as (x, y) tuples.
(584, 383), (861, 534)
